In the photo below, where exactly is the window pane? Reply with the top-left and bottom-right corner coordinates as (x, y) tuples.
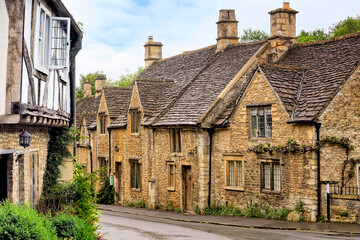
(237, 161), (242, 187)
(170, 165), (174, 187)
(266, 107), (272, 138)
(258, 108), (265, 137)
(136, 163), (140, 189)
(274, 164), (281, 191)
(177, 130), (181, 152)
(131, 162), (135, 188)
(263, 163), (271, 189)
(229, 161), (235, 186)
(50, 19), (68, 67)
(250, 109), (257, 137)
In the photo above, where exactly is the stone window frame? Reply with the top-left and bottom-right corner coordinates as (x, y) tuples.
(81, 125), (87, 145)
(224, 155), (245, 191)
(260, 159), (281, 193)
(130, 159), (141, 191)
(248, 105), (272, 139)
(170, 129), (182, 153)
(99, 113), (106, 135)
(167, 162), (175, 191)
(130, 109), (140, 134)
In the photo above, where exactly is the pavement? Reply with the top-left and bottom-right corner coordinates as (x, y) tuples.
(98, 204), (360, 236)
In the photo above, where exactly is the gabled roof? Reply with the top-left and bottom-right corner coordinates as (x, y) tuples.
(103, 86), (133, 119)
(279, 33), (360, 121)
(76, 96), (101, 129)
(152, 42), (264, 126)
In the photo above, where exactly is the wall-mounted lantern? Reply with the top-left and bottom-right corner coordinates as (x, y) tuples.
(19, 130), (31, 148)
(114, 145), (119, 152)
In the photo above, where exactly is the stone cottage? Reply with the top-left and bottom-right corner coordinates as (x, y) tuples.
(0, 0), (82, 203)
(77, 2), (360, 222)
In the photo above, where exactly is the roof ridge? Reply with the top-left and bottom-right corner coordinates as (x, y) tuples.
(293, 32), (360, 48)
(150, 51), (222, 126)
(154, 44), (216, 63)
(103, 86), (133, 90)
(262, 63), (305, 71)
(135, 78), (174, 83)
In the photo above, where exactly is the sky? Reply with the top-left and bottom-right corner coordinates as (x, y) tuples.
(61, 0), (360, 85)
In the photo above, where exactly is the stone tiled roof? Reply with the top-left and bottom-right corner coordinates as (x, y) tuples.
(76, 96), (100, 129)
(103, 87), (132, 128)
(261, 65), (305, 116)
(279, 33), (360, 121)
(152, 42), (264, 126)
(103, 86), (133, 119)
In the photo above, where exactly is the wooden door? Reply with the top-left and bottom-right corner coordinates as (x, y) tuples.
(115, 162), (121, 203)
(183, 166), (192, 211)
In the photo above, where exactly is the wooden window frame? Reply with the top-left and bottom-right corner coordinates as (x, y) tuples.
(130, 160), (141, 190)
(99, 113), (106, 134)
(167, 163), (175, 190)
(170, 129), (181, 153)
(224, 156), (244, 191)
(130, 109), (140, 133)
(249, 106), (272, 138)
(260, 160), (281, 193)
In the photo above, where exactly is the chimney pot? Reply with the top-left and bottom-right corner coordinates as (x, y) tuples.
(144, 36), (162, 68)
(95, 72), (106, 97)
(269, 2), (298, 38)
(283, 1), (290, 9)
(83, 82), (92, 98)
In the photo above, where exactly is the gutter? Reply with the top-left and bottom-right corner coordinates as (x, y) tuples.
(207, 128), (214, 207)
(314, 122), (322, 220)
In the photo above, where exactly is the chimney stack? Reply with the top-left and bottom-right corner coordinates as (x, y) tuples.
(95, 72), (106, 98)
(83, 82), (92, 98)
(268, 1), (298, 38)
(144, 36), (163, 68)
(216, 9), (239, 51)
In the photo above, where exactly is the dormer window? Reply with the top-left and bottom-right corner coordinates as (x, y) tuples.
(82, 125), (87, 144)
(249, 106), (272, 138)
(99, 113), (106, 134)
(35, 4), (70, 73)
(130, 109), (140, 133)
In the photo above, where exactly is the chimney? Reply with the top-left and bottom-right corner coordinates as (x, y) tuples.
(95, 72), (106, 98)
(144, 36), (163, 68)
(268, 1), (298, 38)
(83, 82), (92, 98)
(216, 9), (239, 51)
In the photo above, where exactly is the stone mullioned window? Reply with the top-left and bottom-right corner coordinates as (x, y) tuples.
(249, 106), (272, 138)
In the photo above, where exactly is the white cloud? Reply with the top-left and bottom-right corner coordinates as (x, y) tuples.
(61, 0), (360, 85)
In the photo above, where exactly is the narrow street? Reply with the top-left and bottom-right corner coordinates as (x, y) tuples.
(99, 210), (356, 240)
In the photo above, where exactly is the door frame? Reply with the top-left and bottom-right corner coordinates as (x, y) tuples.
(181, 164), (192, 211)
(115, 162), (121, 204)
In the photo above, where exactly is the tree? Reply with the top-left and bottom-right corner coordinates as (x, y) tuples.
(107, 67), (143, 87)
(297, 29), (329, 43)
(76, 71), (99, 99)
(76, 67), (143, 99)
(331, 15), (360, 37)
(240, 28), (269, 42)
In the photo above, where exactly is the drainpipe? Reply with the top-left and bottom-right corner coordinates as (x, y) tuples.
(88, 133), (93, 173)
(108, 128), (112, 175)
(315, 122), (322, 220)
(207, 128), (214, 207)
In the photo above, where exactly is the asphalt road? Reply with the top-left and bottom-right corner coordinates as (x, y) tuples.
(99, 210), (359, 240)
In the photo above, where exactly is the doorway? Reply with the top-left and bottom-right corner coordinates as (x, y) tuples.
(182, 166), (192, 211)
(0, 154), (9, 201)
(115, 162), (121, 204)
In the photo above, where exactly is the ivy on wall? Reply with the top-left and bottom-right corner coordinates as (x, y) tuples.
(42, 128), (72, 197)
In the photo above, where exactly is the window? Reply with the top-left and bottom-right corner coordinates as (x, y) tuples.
(130, 160), (141, 189)
(99, 114), (106, 134)
(82, 125), (87, 144)
(170, 129), (181, 153)
(168, 163), (175, 188)
(225, 156), (244, 189)
(35, 4), (70, 71)
(249, 107), (272, 138)
(261, 161), (280, 191)
(130, 110), (140, 133)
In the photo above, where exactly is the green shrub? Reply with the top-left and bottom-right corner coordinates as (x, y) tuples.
(339, 211), (349, 217)
(295, 200), (305, 214)
(244, 201), (263, 218)
(52, 213), (97, 240)
(194, 205), (202, 214)
(0, 201), (57, 240)
(97, 176), (115, 204)
(125, 199), (146, 208)
(277, 207), (291, 220)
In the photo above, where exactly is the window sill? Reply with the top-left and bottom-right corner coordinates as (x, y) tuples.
(131, 188), (141, 192)
(170, 152), (182, 157)
(249, 137), (272, 141)
(260, 189), (281, 195)
(131, 132), (140, 136)
(225, 186), (244, 192)
(167, 187), (175, 192)
(35, 66), (49, 76)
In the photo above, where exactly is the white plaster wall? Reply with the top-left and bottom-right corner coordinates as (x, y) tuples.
(21, 0), (32, 104)
(0, 0), (9, 115)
